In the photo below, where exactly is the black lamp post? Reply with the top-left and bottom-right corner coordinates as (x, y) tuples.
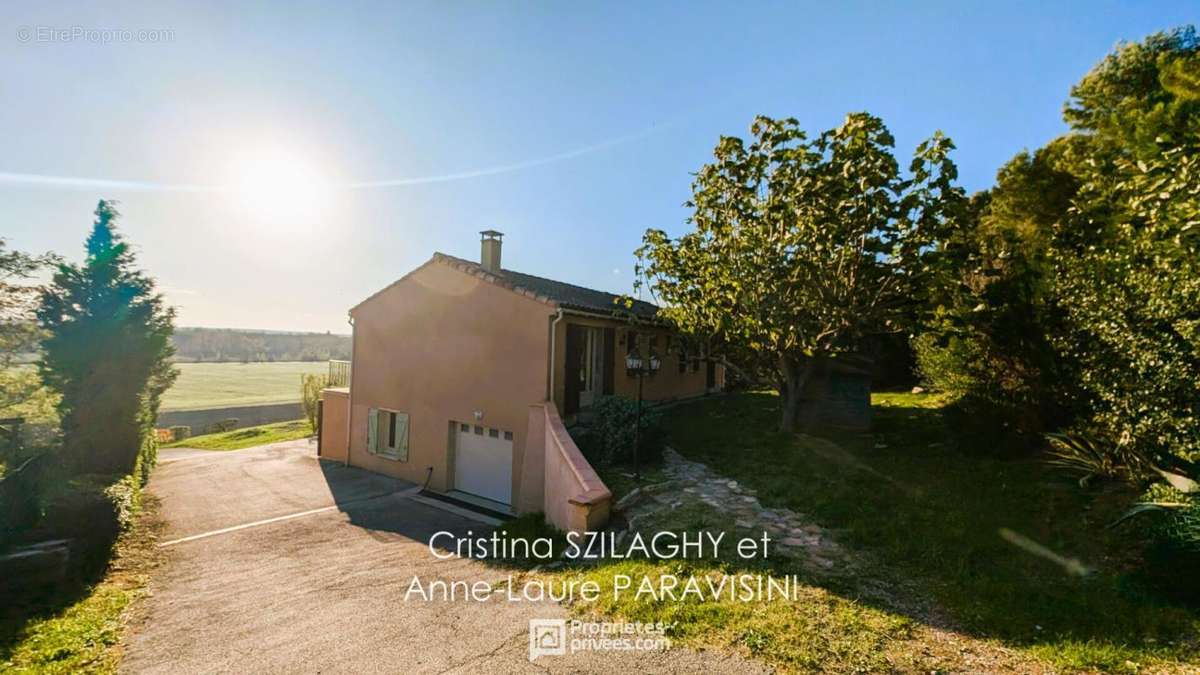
(624, 340), (661, 480)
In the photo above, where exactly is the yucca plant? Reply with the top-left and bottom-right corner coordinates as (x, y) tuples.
(1112, 484), (1200, 551)
(1044, 430), (1142, 486)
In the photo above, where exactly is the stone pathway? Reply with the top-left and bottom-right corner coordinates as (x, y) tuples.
(612, 448), (847, 572)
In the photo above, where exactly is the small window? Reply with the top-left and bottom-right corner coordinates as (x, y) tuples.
(488, 428), (499, 438)
(503, 431), (513, 441)
(460, 423), (469, 432)
(368, 408), (409, 461)
(474, 425), (484, 435)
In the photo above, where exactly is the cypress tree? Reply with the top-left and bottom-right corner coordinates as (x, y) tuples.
(38, 200), (177, 478)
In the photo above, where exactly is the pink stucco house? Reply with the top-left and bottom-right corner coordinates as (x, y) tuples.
(319, 231), (722, 532)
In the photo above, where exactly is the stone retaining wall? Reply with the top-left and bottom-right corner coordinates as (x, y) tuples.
(156, 402), (303, 433)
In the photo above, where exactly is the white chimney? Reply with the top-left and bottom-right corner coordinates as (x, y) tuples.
(480, 230), (503, 273)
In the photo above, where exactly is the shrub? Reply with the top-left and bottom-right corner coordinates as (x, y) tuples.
(300, 373), (331, 434)
(911, 333), (981, 401)
(1122, 484), (1200, 552)
(208, 418), (239, 434)
(104, 474), (142, 531)
(25, 473), (140, 551)
(577, 396), (665, 466)
(133, 428), (157, 486)
(0, 452), (48, 545)
(916, 328), (1051, 455)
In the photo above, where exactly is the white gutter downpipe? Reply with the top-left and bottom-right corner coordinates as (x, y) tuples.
(548, 308), (564, 404)
(345, 314), (354, 467)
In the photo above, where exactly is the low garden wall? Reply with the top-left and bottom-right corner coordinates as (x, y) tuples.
(156, 402), (302, 433)
(519, 402), (611, 533)
(318, 388), (349, 462)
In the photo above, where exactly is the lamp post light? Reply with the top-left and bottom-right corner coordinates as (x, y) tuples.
(624, 340), (661, 480)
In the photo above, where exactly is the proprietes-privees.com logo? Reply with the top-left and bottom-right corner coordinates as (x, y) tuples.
(528, 618), (673, 661)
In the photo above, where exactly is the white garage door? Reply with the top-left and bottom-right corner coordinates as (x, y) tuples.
(454, 423), (513, 505)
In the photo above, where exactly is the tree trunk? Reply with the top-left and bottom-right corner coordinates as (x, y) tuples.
(777, 356), (813, 432)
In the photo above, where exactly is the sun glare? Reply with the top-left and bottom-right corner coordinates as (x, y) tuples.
(225, 148), (334, 228)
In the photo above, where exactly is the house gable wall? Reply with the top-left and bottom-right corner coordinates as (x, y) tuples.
(347, 261), (552, 502)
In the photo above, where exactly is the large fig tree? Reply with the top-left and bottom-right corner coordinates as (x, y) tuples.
(636, 114), (963, 431)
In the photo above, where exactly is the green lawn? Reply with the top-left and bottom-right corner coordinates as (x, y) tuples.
(161, 361), (327, 411)
(162, 419), (311, 450)
(553, 499), (923, 672)
(1, 496), (163, 674)
(645, 391), (1200, 672)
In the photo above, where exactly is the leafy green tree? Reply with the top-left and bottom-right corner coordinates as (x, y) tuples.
(917, 26), (1199, 477)
(637, 114), (963, 430)
(1050, 27), (1199, 472)
(37, 201), (177, 478)
(1056, 54), (1198, 470)
(912, 26), (1195, 461)
(1065, 27), (1199, 161)
(0, 236), (56, 415)
(915, 138), (1084, 445)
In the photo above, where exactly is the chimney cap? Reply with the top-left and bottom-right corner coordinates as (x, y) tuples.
(480, 229), (504, 240)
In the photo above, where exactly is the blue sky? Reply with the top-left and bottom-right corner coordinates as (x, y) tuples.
(1, 2), (1193, 332)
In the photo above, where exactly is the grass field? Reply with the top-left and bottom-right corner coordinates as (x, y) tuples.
(161, 362), (327, 411)
(162, 419), (311, 450)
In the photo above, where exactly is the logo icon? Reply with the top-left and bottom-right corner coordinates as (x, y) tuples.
(528, 618), (567, 661)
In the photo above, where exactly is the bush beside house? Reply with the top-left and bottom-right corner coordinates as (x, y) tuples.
(575, 395), (666, 467)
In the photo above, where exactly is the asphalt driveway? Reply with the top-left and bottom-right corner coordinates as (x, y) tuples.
(123, 440), (764, 673)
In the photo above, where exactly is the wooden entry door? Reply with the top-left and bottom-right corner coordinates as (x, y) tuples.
(564, 324), (614, 415)
(578, 327), (605, 409)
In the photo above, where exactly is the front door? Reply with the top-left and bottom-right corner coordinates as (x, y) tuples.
(577, 327), (605, 409)
(564, 324), (615, 416)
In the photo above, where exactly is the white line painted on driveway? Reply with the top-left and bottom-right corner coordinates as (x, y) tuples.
(159, 505), (341, 547)
(159, 484), (429, 547)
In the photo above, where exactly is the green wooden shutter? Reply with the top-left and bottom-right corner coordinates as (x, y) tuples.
(367, 408), (379, 453)
(394, 412), (409, 461)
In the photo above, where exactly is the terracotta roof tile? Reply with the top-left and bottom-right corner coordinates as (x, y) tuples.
(432, 252), (659, 319)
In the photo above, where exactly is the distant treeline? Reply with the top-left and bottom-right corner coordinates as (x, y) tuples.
(172, 327), (351, 362)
